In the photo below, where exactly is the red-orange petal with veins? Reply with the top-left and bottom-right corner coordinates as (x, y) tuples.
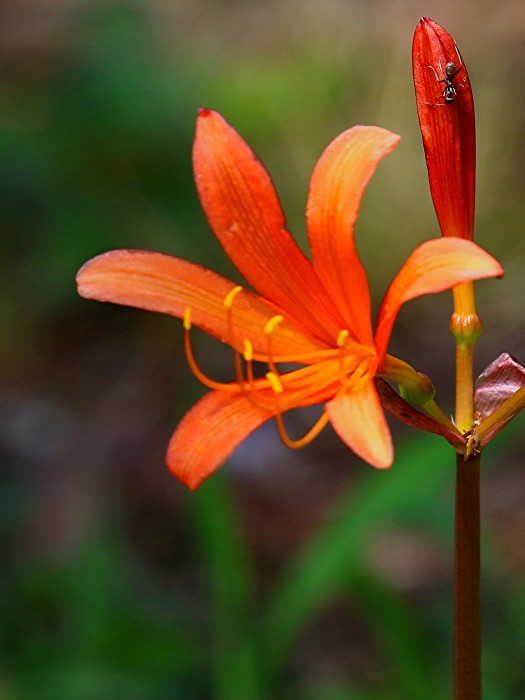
(76, 249), (328, 359)
(167, 390), (272, 490)
(412, 18), (475, 239)
(375, 238), (503, 364)
(326, 379), (393, 468)
(307, 125), (400, 346)
(193, 109), (346, 343)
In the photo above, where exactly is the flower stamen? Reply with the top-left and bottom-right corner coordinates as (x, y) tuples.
(223, 287), (281, 412)
(275, 411), (330, 449)
(344, 358), (374, 393)
(223, 284), (244, 310)
(266, 371), (284, 394)
(265, 368), (330, 448)
(264, 314), (284, 374)
(183, 307), (237, 393)
(223, 284), (250, 393)
(224, 283), (244, 345)
(243, 339), (255, 388)
(232, 335), (278, 414)
(337, 329), (350, 347)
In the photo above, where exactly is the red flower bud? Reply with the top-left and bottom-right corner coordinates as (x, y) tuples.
(412, 18), (475, 239)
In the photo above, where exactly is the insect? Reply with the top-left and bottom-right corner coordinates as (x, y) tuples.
(427, 51), (465, 106)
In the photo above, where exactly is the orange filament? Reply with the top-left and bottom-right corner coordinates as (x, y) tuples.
(265, 370), (330, 448)
(183, 306), (237, 393)
(183, 299), (375, 453)
(264, 314), (283, 374)
(224, 284), (244, 347)
(274, 410), (330, 449)
(344, 357), (376, 393)
(223, 292), (282, 413)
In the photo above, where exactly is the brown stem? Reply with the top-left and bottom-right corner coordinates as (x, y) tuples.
(454, 452), (481, 699)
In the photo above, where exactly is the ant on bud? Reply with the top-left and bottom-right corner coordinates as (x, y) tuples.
(426, 48), (465, 106)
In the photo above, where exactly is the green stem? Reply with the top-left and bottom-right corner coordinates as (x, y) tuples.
(450, 282), (483, 432)
(454, 452), (481, 700)
(455, 342), (475, 432)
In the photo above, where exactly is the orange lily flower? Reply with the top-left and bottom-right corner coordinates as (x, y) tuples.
(412, 18), (476, 239)
(77, 109), (502, 489)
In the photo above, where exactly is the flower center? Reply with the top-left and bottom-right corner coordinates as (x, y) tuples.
(183, 286), (376, 450)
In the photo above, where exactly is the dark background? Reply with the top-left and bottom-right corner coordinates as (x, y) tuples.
(1, 1), (524, 698)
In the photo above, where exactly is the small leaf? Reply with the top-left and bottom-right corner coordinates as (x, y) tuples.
(376, 379), (466, 448)
(473, 353), (525, 445)
(474, 353), (525, 420)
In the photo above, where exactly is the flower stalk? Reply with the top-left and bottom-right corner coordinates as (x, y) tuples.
(454, 451), (481, 700)
(413, 18), (487, 699)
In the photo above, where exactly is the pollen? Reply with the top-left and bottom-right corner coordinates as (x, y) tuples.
(266, 371), (284, 394)
(337, 329), (350, 347)
(223, 285), (243, 308)
(183, 306), (192, 331)
(243, 339), (253, 362)
(264, 315), (284, 335)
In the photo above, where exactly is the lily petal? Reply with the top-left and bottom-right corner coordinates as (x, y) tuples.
(76, 249), (328, 358)
(193, 109), (345, 342)
(167, 390), (271, 490)
(326, 379), (393, 468)
(307, 125), (400, 345)
(375, 238), (503, 362)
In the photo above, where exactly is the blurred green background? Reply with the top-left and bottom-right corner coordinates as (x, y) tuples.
(1, 1), (524, 698)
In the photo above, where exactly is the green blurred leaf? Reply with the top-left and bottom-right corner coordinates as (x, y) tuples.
(189, 478), (261, 700)
(260, 433), (452, 679)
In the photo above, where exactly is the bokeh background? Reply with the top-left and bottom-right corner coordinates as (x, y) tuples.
(1, 1), (525, 698)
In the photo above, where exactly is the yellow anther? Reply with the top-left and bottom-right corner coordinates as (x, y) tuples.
(266, 371), (284, 394)
(224, 285), (243, 309)
(337, 329), (350, 348)
(243, 339), (253, 362)
(264, 315), (284, 335)
(183, 307), (192, 331)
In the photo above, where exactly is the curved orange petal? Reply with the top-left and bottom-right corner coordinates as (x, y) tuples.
(76, 250), (328, 358)
(306, 125), (401, 345)
(326, 379), (393, 468)
(375, 238), (503, 362)
(167, 390), (272, 490)
(193, 109), (345, 343)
